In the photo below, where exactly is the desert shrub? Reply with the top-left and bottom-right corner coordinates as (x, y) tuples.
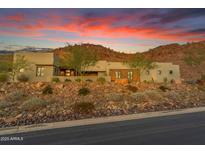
(75, 78), (81, 82)
(145, 90), (163, 101)
(52, 77), (60, 83)
(78, 87), (90, 96)
(106, 93), (124, 102)
(186, 80), (197, 84)
(126, 85), (138, 92)
(201, 75), (205, 81)
(0, 73), (9, 82)
(170, 79), (175, 84)
(97, 77), (106, 84)
(73, 102), (95, 114)
(130, 92), (148, 103)
(159, 85), (171, 92)
(17, 74), (29, 82)
(42, 85), (53, 94)
(21, 97), (48, 111)
(163, 77), (168, 84)
(86, 79), (93, 82)
(6, 91), (26, 102)
(198, 86), (205, 91)
(0, 100), (16, 109)
(64, 78), (72, 82)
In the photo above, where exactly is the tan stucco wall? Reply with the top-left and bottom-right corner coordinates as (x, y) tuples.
(140, 62), (181, 83)
(14, 52), (54, 65)
(85, 61), (181, 83)
(14, 52), (55, 82)
(13, 52), (181, 83)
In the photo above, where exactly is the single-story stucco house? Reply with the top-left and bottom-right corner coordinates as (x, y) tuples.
(13, 52), (181, 83)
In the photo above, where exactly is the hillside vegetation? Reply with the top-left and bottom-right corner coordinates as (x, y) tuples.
(0, 54), (13, 63)
(1, 41), (205, 81)
(54, 43), (134, 62)
(54, 42), (205, 81)
(143, 41), (205, 80)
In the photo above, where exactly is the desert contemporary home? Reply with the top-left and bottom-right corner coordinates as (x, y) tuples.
(14, 52), (181, 83)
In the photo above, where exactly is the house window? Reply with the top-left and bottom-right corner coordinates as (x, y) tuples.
(65, 70), (71, 76)
(115, 71), (121, 79)
(169, 70), (173, 75)
(36, 66), (45, 77)
(157, 70), (162, 75)
(128, 71), (133, 80)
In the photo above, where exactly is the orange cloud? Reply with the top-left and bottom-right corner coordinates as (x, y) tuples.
(0, 30), (44, 37)
(7, 13), (25, 22)
(2, 12), (205, 43)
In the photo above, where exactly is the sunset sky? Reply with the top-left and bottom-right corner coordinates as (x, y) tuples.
(0, 8), (205, 53)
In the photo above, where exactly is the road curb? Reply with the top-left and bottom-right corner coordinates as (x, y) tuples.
(1, 106), (205, 135)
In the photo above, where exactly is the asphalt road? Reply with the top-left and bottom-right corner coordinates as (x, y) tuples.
(1, 111), (205, 145)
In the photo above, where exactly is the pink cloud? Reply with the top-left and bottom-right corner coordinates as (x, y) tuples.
(1, 12), (205, 43)
(7, 13), (25, 22)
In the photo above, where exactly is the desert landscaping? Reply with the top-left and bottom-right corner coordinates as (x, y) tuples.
(0, 79), (205, 128)
(0, 42), (205, 128)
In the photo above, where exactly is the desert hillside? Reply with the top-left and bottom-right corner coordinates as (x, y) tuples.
(143, 41), (205, 80)
(0, 54), (13, 63)
(1, 41), (205, 81)
(53, 43), (134, 62)
(54, 42), (205, 81)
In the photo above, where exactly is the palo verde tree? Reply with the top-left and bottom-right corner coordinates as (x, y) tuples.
(126, 54), (157, 82)
(11, 55), (30, 81)
(60, 44), (97, 82)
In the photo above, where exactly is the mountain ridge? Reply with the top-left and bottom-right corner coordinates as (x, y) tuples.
(1, 41), (205, 81)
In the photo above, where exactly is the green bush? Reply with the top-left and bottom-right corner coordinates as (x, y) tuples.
(86, 79), (93, 82)
(198, 85), (205, 91)
(78, 87), (90, 96)
(6, 91), (26, 102)
(159, 85), (171, 92)
(201, 75), (205, 81)
(146, 90), (163, 101)
(0, 73), (9, 82)
(65, 78), (72, 82)
(170, 79), (175, 84)
(75, 78), (81, 82)
(163, 77), (168, 83)
(52, 77), (60, 83)
(21, 97), (48, 111)
(143, 80), (148, 83)
(73, 102), (95, 114)
(130, 92), (148, 102)
(17, 74), (29, 82)
(42, 85), (53, 94)
(0, 100), (16, 109)
(126, 85), (138, 92)
(97, 77), (106, 84)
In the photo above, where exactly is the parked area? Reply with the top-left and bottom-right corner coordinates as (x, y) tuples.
(0, 80), (205, 128)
